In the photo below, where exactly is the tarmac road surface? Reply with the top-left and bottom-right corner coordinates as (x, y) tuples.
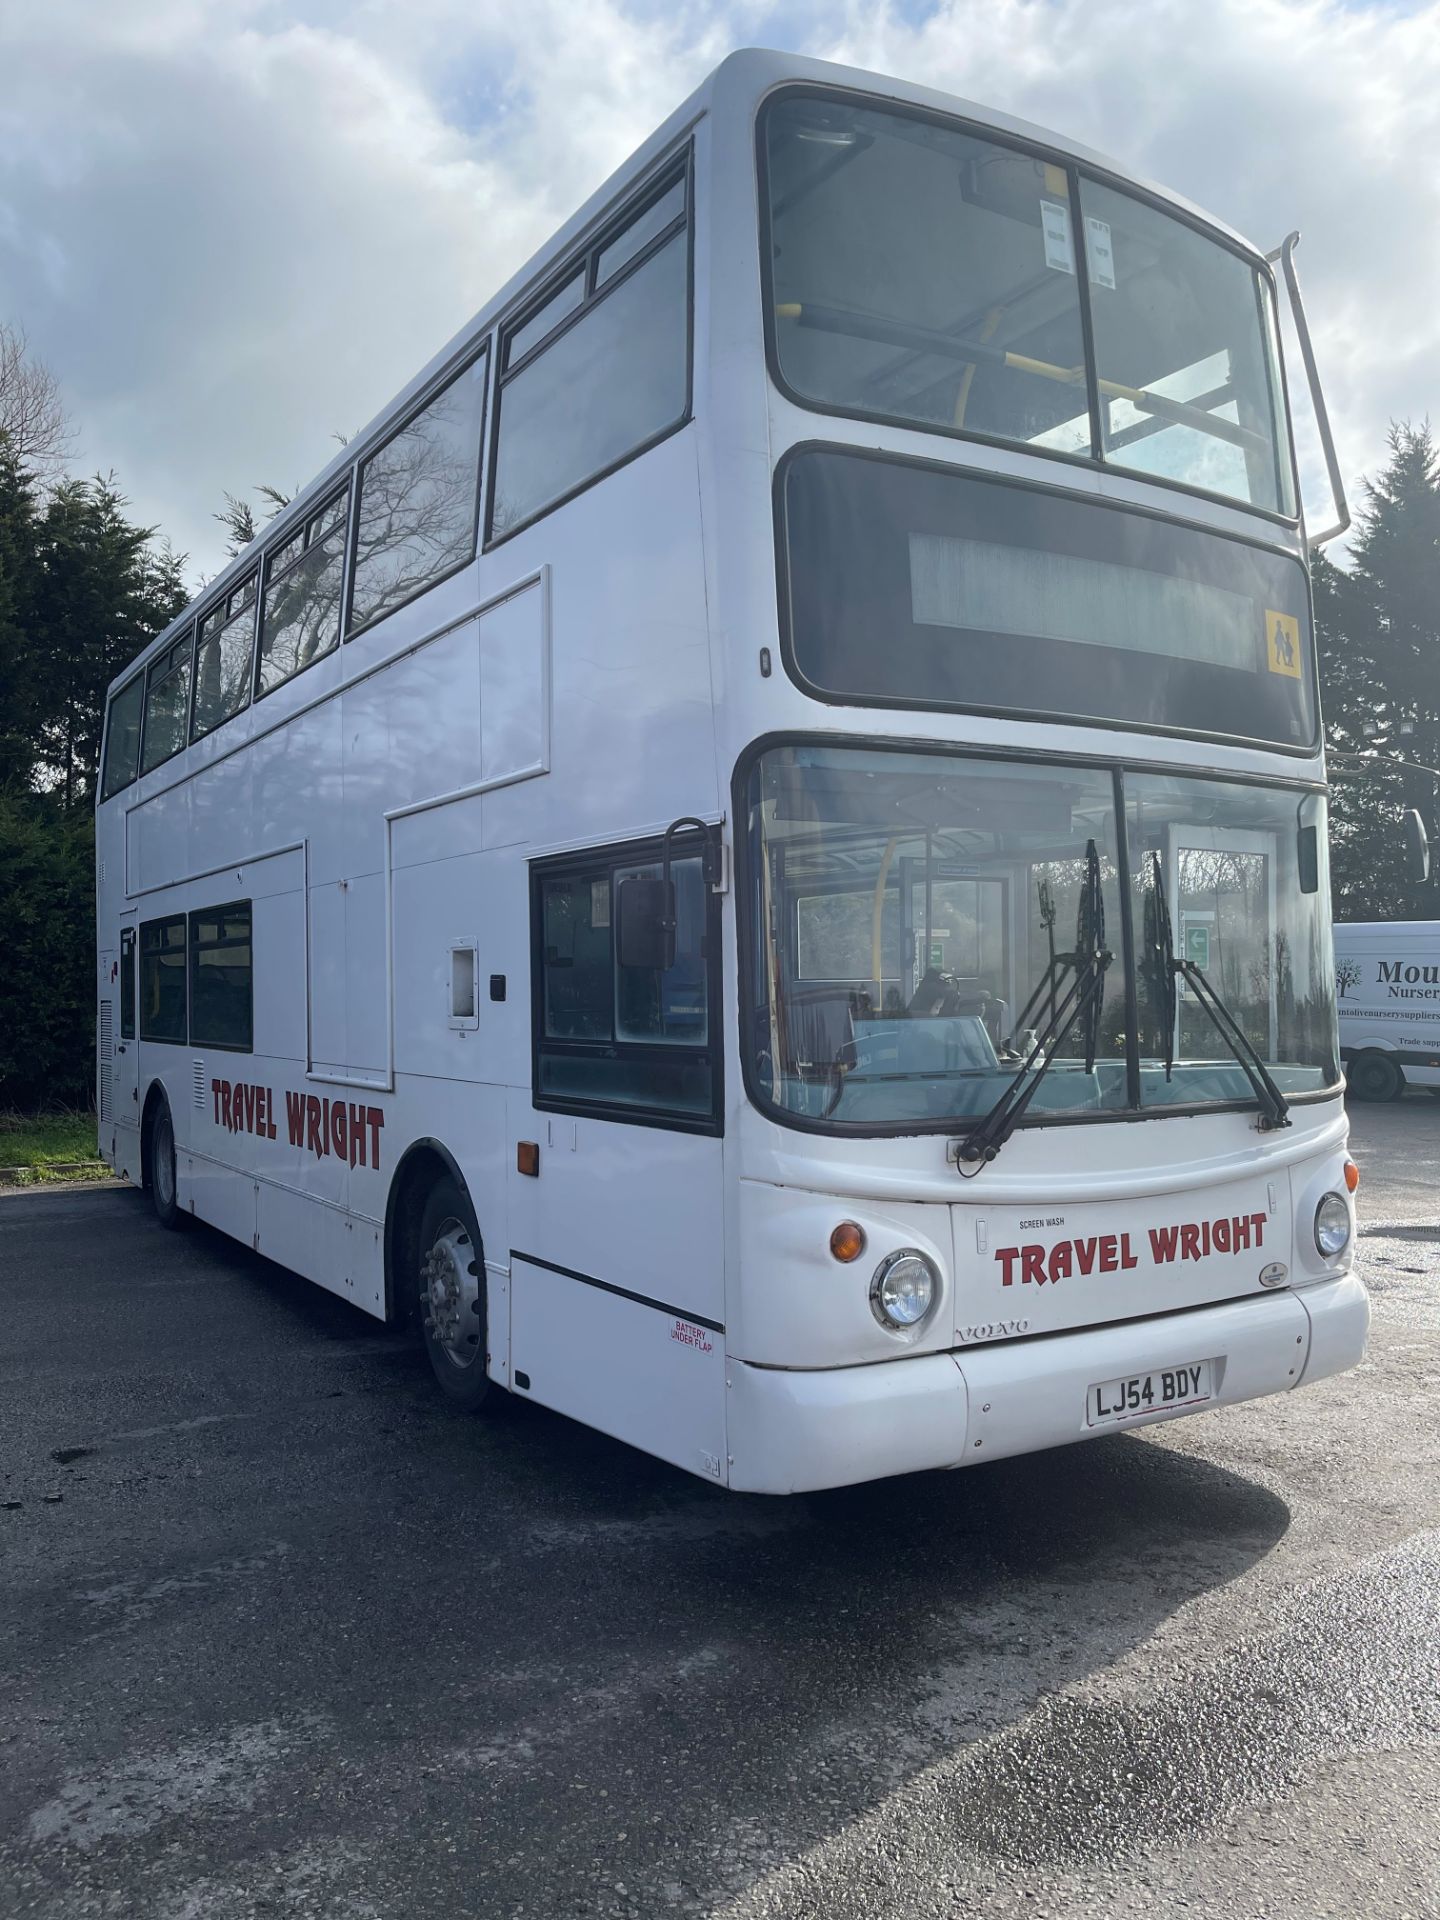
(1, 1100), (1437, 1919)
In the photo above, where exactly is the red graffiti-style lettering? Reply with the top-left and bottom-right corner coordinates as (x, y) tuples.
(994, 1205), (1271, 1291)
(1149, 1224), (1179, 1263)
(203, 1077), (383, 1167)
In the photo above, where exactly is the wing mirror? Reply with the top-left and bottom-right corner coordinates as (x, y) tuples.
(617, 875), (676, 972)
(1297, 822), (1319, 895)
(1401, 808), (1431, 886)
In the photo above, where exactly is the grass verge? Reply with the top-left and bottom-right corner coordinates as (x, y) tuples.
(0, 1109), (110, 1186)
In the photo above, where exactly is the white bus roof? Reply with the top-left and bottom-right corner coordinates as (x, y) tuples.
(111, 47), (1271, 696)
(1335, 920), (1440, 933)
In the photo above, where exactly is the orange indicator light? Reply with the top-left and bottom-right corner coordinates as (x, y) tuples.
(1344, 1160), (1360, 1193)
(830, 1221), (866, 1263)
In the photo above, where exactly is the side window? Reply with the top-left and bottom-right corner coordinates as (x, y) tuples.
(533, 838), (719, 1130)
(614, 858), (707, 1044)
(139, 915), (188, 1043)
(119, 928), (136, 1040)
(192, 572), (257, 739)
(101, 675), (146, 799)
(348, 349), (489, 635)
(492, 164), (690, 537)
(256, 485), (350, 696)
(189, 902), (253, 1050)
(140, 629), (194, 775)
(505, 275), (583, 369)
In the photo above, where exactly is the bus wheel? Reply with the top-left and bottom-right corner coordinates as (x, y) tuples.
(1349, 1051), (1404, 1103)
(148, 1097), (183, 1231)
(417, 1177), (491, 1410)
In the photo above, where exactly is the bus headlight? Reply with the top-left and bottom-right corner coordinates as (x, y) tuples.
(1314, 1192), (1352, 1260)
(870, 1249), (938, 1330)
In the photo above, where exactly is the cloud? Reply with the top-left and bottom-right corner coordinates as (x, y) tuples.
(0, 0), (1434, 582)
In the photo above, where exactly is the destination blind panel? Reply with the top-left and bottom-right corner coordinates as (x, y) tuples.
(778, 448), (1317, 749)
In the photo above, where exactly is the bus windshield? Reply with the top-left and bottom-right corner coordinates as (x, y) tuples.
(741, 743), (1337, 1132)
(763, 92), (1295, 517)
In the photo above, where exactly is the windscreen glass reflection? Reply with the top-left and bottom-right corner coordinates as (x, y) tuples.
(743, 745), (1339, 1133)
(744, 744), (1127, 1126)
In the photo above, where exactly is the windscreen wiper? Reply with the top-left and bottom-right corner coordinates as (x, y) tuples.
(954, 841), (1113, 1172)
(1149, 852), (1291, 1131)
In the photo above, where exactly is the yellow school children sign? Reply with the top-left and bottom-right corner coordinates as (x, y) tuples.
(1265, 609), (1302, 678)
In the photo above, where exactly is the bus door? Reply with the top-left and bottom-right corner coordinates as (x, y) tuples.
(509, 838), (727, 1482)
(98, 914), (137, 1161)
(113, 915), (139, 1137)
(1167, 824), (1278, 1063)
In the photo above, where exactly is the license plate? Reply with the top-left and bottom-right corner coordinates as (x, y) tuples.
(1087, 1359), (1213, 1427)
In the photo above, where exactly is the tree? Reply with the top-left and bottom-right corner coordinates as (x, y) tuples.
(214, 482), (290, 561)
(0, 440), (42, 791)
(0, 792), (95, 1107)
(0, 322), (74, 479)
(28, 474), (188, 810)
(1316, 423), (1440, 921)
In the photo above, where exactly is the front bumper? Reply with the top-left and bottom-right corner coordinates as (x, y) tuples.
(725, 1271), (1369, 1494)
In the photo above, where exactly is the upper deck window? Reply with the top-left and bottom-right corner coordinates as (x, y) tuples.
(762, 92), (1295, 519)
(348, 349), (489, 635)
(490, 162), (690, 539)
(192, 571), (256, 740)
(1076, 179), (1292, 514)
(140, 628), (194, 774)
(256, 485), (350, 696)
(100, 674), (145, 800)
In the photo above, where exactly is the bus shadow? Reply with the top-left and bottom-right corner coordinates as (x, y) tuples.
(178, 1213), (1293, 1908)
(384, 1381), (1290, 1909)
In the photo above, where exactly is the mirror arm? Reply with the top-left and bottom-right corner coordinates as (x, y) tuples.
(661, 816), (723, 892)
(1266, 230), (1350, 553)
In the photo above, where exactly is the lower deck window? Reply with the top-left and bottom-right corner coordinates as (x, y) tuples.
(139, 916), (188, 1043)
(532, 837), (719, 1131)
(189, 902), (253, 1050)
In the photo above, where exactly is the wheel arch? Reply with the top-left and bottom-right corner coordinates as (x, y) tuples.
(382, 1138), (480, 1325)
(139, 1079), (171, 1190)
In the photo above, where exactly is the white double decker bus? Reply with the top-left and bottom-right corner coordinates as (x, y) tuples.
(95, 51), (1368, 1492)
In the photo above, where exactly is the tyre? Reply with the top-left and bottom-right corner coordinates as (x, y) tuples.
(1348, 1051), (1404, 1103)
(416, 1176), (492, 1410)
(148, 1096), (184, 1230)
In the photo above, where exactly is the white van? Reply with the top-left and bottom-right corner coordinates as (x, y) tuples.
(1334, 920), (1440, 1100)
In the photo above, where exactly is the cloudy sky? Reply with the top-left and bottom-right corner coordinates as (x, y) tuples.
(2, 0), (1436, 586)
